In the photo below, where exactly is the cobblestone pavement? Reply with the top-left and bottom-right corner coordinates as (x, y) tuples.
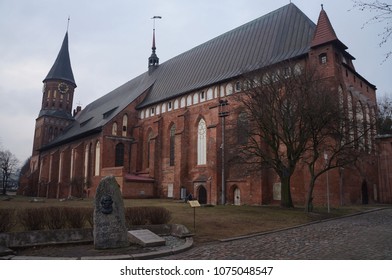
(162, 208), (392, 260)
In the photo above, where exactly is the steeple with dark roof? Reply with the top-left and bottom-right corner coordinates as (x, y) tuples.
(148, 25), (159, 71)
(43, 32), (76, 87)
(310, 4), (347, 50)
(32, 31), (77, 153)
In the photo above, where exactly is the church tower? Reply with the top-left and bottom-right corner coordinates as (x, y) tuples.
(31, 31), (77, 160)
(309, 5), (355, 78)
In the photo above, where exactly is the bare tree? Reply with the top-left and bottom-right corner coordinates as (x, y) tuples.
(352, 0), (392, 60)
(0, 149), (19, 195)
(376, 95), (392, 134)
(302, 87), (371, 212)
(232, 61), (369, 210)
(233, 62), (323, 208)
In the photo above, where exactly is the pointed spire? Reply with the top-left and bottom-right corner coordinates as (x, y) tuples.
(43, 32), (76, 87)
(148, 16), (161, 70)
(310, 5), (347, 49)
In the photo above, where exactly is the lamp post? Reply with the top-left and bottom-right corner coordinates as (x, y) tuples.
(219, 99), (229, 205)
(324, 151), (330, 213)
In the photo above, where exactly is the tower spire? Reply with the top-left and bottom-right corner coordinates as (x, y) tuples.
(43, 31), (76, 86)
(310, 5), (347, 50)
(148, 16), (162, 71)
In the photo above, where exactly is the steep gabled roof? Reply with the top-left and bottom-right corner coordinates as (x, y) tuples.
(42, 3), (317, 149)
(43, 32), (76, 86)
(139, 3), (316, 108)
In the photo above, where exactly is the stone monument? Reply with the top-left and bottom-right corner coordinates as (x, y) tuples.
(93, 176), (129, 249)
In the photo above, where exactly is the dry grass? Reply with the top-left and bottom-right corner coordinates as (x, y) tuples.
(0, 196), (378, 243)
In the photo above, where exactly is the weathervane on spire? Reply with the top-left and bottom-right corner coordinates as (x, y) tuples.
(148, 16), (162, 70)
(151, 15), (162, 30)
(67, 16), (70, 32)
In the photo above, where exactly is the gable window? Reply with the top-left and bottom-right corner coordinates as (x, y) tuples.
(112, 122), (118, 136)
(170, 124), (176, 166)
(115, 143), (125, 167)
(193, 93), (199, 104)
(235, 81), (241, 92)
(200, 91), (205, 101)
(319, 53), (327, 64)
(180, 97), (186, 108)
(122, 114), (128, 137)
(197, 119), (207, 165)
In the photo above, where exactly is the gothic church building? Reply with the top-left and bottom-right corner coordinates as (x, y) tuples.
(26, 4), (385, 206)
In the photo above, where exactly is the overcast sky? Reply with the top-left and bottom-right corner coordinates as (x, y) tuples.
(0, 0), (391, 166)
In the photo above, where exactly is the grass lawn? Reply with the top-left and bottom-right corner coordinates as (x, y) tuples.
(0, 196), (381, 243)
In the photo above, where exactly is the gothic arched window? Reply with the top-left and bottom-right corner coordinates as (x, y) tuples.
(146, 130), (154, 169)
(237, 112), (249, 145)
(197, 119), (207, 165)
(170, 124), (176, 166)
(115, 143), (125, 167)
(95, 141), (100, 176)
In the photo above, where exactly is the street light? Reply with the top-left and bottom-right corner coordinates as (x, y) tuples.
(219, 99), (229, 205)
(324, 151), (330, 213)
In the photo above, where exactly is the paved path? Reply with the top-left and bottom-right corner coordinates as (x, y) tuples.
(162, 208), (392, 259)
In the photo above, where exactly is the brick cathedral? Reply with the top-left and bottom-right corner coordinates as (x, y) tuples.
(23, 4), (392, 206)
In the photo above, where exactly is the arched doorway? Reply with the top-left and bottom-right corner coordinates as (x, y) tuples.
(198, 185), (207, 204)
(361, 179), (369, 204)
(234, 187), (241, 206)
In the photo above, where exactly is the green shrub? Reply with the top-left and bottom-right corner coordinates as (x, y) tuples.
(64, 207), (87, 228)
(19, 208), (47, 231)
(148, 207), (172, 224)
(124, 206), (171, 227)
(45, 207), (67, 229)
(125, 207), (147, 227)
(83, 207), (94, 227)
(0, 208), (16, 232)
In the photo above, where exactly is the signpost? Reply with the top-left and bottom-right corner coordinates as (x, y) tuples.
(188, 200), (201, 231)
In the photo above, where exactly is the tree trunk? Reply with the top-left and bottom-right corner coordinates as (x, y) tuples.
(280, 175), (294, 208)
(305, 177), (316, 212)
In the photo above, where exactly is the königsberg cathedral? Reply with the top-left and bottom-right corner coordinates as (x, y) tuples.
(22, 4), (392, 206)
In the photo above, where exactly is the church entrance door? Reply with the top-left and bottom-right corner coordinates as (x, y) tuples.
(234, 187), (241, 206)
(198, 185), (207, 204)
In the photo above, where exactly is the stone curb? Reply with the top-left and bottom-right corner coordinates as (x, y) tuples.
(2, 237), (193, 261)
(219, 207), (387, 243)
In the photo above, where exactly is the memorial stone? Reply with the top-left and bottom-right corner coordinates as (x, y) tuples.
(93, 176), (129, 249)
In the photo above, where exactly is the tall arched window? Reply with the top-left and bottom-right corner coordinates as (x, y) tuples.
(356, 101), (365, 149)
(115, 143), (125, 167)
(170, 124), (176, 166)
(95, 141), (100, 176)
(84, 144), (90, 179)
(147, 131), (154, 169)
(365, 106), (372, 152)
(237, 112), (249, 145)
(197, 119), (207, 165)
(347, 93), (354, 142)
